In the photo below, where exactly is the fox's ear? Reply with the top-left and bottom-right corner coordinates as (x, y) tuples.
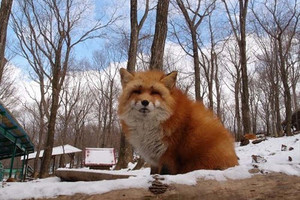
(120, 68), (134, 88)
(161, 71), (177, 90)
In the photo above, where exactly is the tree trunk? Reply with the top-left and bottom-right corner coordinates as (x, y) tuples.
(274, 60), (282, 137)
(115, 134), (133, 170)
(265, 96), (271, 136)
(149, 0), (170, 70)
(191, 30), (202, 101)
(239, 0), (251, 134)
(127, 0), (139, 72)
(40, 64), (61, 178)
(59, 154), (65, 168)
(235, 74), (242, 141)
(223, 0), (251, 134)
(32, 149), (41, 178)
(278, 39), (292, 136)
(208, 53), (214, 109)
(0, 0), (13, 83)
(292, 83), (299, 131)
(271, 41), (282, 137)
(214, 54), (221, 119)
(292, 82), (298, 111)
(176, 0), (205, 101)
(133, 157), (145, 170)
(40, 93), (60, 177)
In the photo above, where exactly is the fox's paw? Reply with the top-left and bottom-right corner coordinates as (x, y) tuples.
(149, 176), (169, 194)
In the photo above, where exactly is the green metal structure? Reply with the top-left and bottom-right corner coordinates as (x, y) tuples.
(0, 102), (34, 180)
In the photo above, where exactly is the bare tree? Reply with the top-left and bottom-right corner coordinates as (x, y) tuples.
(222, 39), (243, 140)
(248, 76), (260, 134)
(290, 55), (300, 112)
(149, 0), (170, 70)
(0, 65), (19, 109)
(250, 0), (300, 136)
(127, 0), (149, 72)
(222, 0), (251, 134)
(252, 32), (283, 136)
(198, 8), (226, 112)
(12, 0), (119, 177)
(56, 70), (88, 167)
(22, 98), (49, 178)
(73, 99), (92, 167)
(0, 0), (13, 83)
(175, 0), (216, 101)
(254, 57), (281, 137)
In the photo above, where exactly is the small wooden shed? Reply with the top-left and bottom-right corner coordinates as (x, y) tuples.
(23, 144), (82, 172)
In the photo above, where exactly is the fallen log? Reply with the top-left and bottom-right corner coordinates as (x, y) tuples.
(55, 169), (133, 182)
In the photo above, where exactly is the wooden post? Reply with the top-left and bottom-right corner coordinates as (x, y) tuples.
(52, 156), (56, 174)
(9, 138), (17, 178)
(21, 151), (26, 181)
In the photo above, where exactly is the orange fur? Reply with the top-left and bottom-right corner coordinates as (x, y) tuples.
(6, 177), (16, 182)
(244, 133), (257, 140)
(118, 69), (238, 174)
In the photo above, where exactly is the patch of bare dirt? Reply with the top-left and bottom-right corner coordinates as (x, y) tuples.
(39, 173), (300, 200)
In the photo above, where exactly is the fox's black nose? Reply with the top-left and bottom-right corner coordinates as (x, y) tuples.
(141, 100), (149, 106)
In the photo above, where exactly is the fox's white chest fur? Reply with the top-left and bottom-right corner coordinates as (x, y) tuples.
(121, 111), (168, 166)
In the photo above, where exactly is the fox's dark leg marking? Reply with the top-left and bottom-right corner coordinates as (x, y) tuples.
(160, 164), (171, 175)
(150, 166), (160, 175)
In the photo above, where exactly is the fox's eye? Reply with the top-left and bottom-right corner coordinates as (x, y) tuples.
(151, 90), (160, 95)
(132, 90), (141, 94)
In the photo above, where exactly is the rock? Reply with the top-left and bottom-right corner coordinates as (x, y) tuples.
(240, 138), (250, 146)
(252, 139), (265, 144)
(252, 155), (267, 163)
(248, 168), (260, 174)
(288, 156), (293, 162)
(289, 147), (294, 151)
(281, 144), (287, 151)
(252, 164), (259, 168)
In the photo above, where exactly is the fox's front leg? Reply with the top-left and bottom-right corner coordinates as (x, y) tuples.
(150, 165), (172, 175)
(150, 166), (160, 175)
(159, 164), (171, 175)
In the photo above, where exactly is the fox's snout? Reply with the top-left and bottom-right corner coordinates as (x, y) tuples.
(141, 100), (149, 107)
(133, 98), (155, 114)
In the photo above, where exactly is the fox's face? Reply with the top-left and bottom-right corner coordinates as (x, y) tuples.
(118, 68), (177, 124)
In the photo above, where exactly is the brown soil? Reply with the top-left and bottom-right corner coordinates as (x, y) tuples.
(39, 173), (300, 200)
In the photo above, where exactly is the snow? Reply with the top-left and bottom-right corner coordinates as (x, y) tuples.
(85, 148), (116, 166)
(1, 134), (300, 200)
(0, 176), (152, 200)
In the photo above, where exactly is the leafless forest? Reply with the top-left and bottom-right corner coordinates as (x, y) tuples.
(0, 0), (299, 177)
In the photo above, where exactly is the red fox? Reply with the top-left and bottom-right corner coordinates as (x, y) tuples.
(118, 68), (238, 174)
(244, 133), (257, 140)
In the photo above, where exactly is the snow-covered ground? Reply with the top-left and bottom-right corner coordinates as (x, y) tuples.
(1, 134), (299, 200)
